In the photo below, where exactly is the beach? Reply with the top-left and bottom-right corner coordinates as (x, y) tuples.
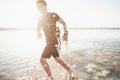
(0, 29), (120, 80)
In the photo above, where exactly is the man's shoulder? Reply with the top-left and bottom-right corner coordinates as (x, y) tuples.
(49, 12), (60, 19)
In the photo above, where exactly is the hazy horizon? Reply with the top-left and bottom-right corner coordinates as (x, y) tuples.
(0, 26), (120, 31)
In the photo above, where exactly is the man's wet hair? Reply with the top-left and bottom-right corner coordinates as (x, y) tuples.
(36, 0), (47, 6)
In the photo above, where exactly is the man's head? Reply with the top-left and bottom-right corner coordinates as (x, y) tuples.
(36, 0), (47, 14)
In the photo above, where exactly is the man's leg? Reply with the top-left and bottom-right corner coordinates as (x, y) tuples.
(54, 57), (77, 79)
(40, 57), (53, 79)
(54, 57), (72, 74)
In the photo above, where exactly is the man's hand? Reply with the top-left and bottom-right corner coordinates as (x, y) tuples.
(37, 33), (42, 39)
(62, 35), (68, 41)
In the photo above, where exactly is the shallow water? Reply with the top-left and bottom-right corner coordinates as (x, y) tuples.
(0, 29), (120, 80)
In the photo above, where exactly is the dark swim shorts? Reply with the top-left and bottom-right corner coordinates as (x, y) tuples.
(41, 42), (59, 58)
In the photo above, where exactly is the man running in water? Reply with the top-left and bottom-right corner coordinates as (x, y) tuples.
(36, 0), (73, 80)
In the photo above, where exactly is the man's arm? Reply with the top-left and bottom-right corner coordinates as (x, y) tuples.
(37, 20), (42, 39)
(58, 18), (68, 41)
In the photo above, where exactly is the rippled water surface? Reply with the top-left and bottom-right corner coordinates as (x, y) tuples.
(0, 29), (120, 80)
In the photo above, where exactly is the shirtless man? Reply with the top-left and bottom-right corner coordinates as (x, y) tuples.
(36, 0), (72, 80)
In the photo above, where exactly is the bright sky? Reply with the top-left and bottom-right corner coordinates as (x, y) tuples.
(0, 0), (120, 28)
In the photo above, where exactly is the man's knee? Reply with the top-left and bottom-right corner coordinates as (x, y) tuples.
(40, 57), (45, 63)
(40, 57), (48, 67)
(54, 57), (64, 64)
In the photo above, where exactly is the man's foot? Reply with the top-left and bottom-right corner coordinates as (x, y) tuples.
(69, 73), (76, 80)
(68, 71), (77, 80)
